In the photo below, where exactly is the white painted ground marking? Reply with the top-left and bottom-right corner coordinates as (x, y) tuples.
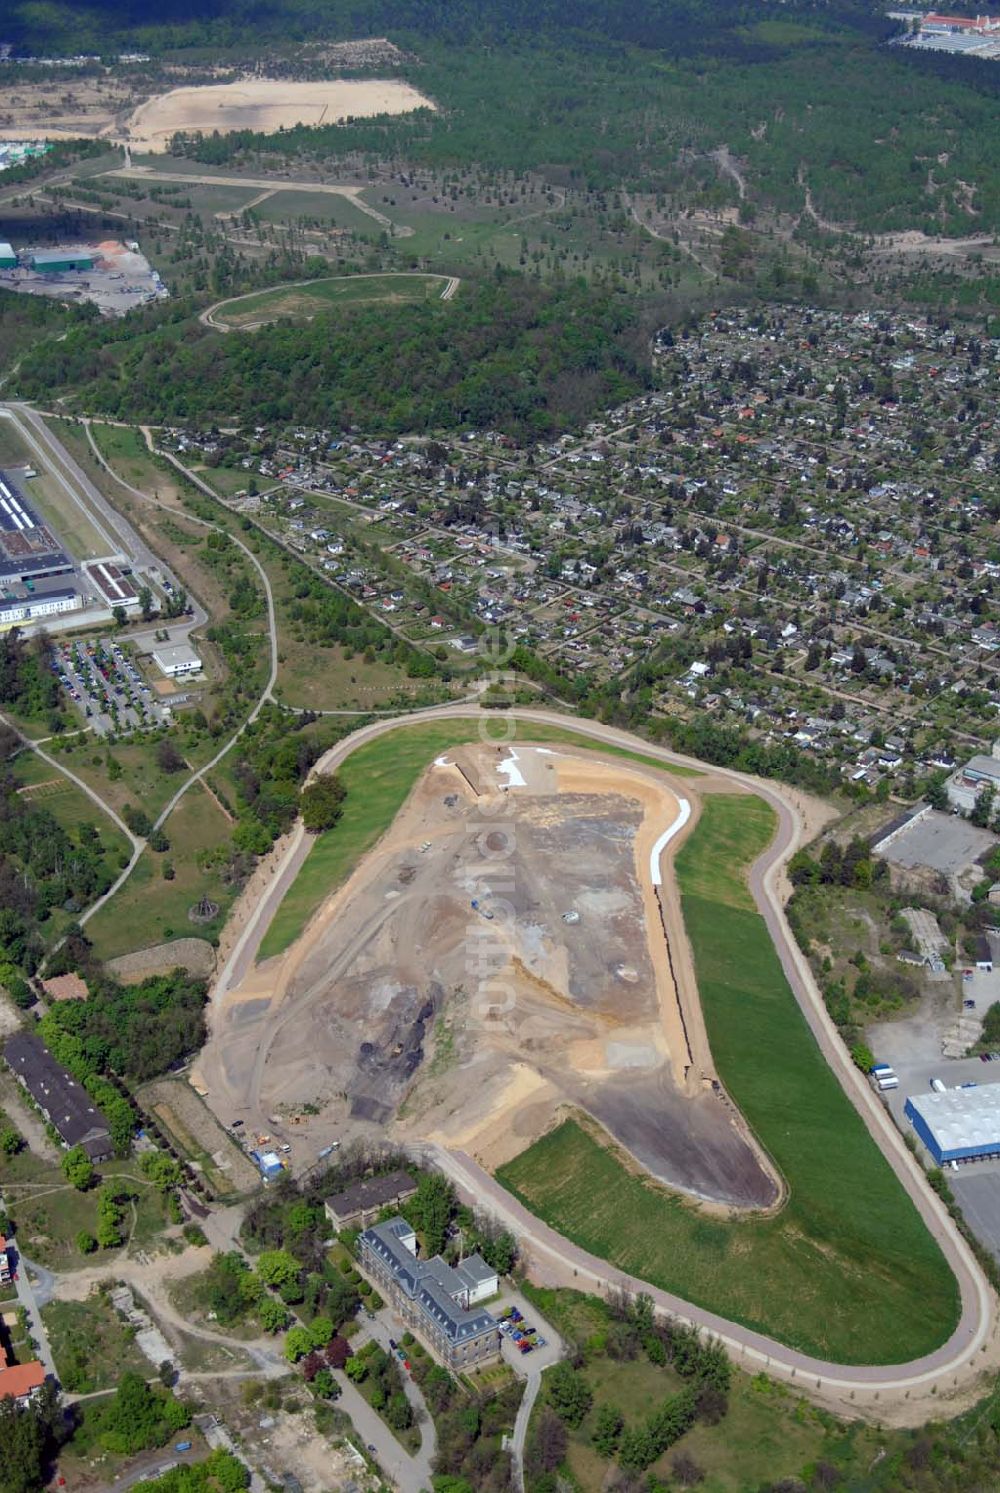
(497, 749), (527, 788)
(649, 796), (692, 886)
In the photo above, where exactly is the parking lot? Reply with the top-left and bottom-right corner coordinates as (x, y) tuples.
(879, 808), (997, 875)
(54, 636), (169, 735)
(493, 1289), (562, 1375)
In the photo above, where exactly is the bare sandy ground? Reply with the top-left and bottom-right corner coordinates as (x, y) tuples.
(124, 79), (435, 151)
(196, 742), (779, 1210)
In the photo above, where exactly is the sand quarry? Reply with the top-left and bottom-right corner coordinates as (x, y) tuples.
(199, 743), (780, 1211)
(125, 79), (434, 151)
(0, 77), (434, 150)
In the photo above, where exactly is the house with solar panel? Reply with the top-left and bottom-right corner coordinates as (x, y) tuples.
(358, 1216), (500, 1369)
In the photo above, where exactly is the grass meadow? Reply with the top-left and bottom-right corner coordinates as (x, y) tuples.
(497, 795), (960, 1364)
(213, 272), (449, 329)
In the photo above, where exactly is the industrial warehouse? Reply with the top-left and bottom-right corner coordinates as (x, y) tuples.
(0, 461), (168, 642)
(0, 238), (168, 315)
(0, 468), (83, 629)
(905, 1084), (1000, 1165)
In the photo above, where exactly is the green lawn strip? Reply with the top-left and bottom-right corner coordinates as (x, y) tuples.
(258, 720), (482, 959)
(257, 718), (701, 960)
(498, 797), (959, 1365)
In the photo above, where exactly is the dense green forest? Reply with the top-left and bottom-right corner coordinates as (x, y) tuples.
(2, 0), (887, 54)
(13, 276), (649, 438)
(9, 0), (1000, 234)
(38, 968), (208, 1083)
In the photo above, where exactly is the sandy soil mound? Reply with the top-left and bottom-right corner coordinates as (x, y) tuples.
(200, 743), (779, 1212)
(125, 79), (435, 151)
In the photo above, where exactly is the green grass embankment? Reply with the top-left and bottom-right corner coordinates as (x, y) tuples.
(498, 795), (960, 1365)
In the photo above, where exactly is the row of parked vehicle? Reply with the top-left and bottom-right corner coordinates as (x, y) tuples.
(498, 1306), (545, 1354)
(54, 637), (159, 732)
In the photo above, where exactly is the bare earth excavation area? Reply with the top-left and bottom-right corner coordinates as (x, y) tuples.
(124, 79), (436, 151)
(0, 77), (435, 148)
(200, 743), (778, 1211)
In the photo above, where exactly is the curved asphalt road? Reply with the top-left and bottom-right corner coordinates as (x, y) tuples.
(209, 703), (995, 1405)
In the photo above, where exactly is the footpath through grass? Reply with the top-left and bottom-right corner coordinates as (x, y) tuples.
(257, 717), (701, 960)
(498, 795), (960, 1365)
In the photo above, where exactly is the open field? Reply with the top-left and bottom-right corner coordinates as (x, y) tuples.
(43, 1295), (151, 1393)
(3, 1160), (164, 1270)
(523, 1287), (884, 1493)
(273, 633), (437, 712)
(13, 748), (128, 850)
(87, 421), (188, 507)
(123, 79), (435, 151)
(497, 794), (960, 1365)
(207, 273), (456, 331)
(248, 190), (381, 232)
(85, 788), (236, 959)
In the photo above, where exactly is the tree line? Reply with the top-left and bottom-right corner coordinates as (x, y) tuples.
(13, 275), (650, 442)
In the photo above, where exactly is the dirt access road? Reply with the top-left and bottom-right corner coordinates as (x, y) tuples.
(198, 704), (996, 1420)
(201, 272), (461, 332)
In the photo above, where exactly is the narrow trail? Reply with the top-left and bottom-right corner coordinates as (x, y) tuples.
(621, 189), (714, 276)
(82, 421), (279, 834)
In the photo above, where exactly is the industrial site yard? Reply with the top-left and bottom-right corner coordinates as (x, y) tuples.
(123, 78), (435, 150)
(197, 742), (779, 1211)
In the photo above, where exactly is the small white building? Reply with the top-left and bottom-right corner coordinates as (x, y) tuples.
(151, 643), (203, 678)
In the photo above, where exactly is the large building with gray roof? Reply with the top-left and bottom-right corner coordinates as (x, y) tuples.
(324, 1169), (418, 1231)
(359, 1215), (500, 1370)
(4, 1032), (113, 1162)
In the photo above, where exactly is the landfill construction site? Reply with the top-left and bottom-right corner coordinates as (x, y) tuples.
(200, 742), (779, 1211)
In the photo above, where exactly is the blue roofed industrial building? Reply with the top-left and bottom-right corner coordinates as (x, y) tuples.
(905, 1085), (1000, 1165)
(249, 1148), (286, 1181)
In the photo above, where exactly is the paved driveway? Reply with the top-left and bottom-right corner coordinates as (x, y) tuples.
(491, 1289), (562, 1493)
(9, 1243), (57, 1379)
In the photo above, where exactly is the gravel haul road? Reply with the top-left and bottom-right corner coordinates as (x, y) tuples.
(206, 705), (998, 1420)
